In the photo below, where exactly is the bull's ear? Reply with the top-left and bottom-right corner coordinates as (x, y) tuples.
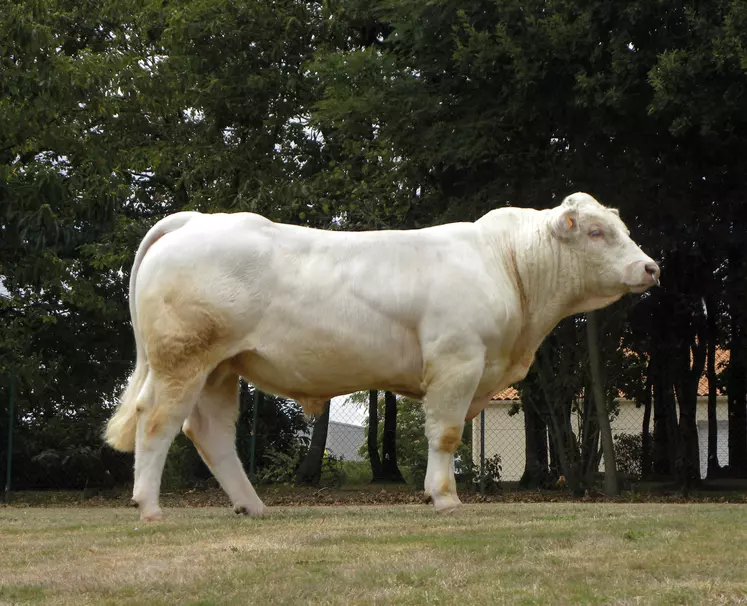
(550, 206), (579, 241)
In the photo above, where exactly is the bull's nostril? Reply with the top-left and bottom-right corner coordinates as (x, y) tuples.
(645, 262), (661, 286)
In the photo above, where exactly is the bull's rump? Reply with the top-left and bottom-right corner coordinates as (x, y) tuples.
(132, 212), (488, 399)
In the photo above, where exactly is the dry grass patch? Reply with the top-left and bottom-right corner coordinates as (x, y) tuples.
(1, 503), (746, 605)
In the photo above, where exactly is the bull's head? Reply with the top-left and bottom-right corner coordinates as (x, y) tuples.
(549, 192), (660, 301)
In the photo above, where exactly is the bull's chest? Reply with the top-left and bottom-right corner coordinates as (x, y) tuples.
(478, 358), (530, 394)
(478, 338), (537, 398)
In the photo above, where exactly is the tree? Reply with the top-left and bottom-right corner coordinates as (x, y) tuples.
(367, 390), (384, 481)
(519, 405), (551, 489)
(353, 390), (406, 482)
(295, 401), (331, 486)
(587, 311), (619, 496)
(0, 0), (153, 490)
(381, 391), (405, 483)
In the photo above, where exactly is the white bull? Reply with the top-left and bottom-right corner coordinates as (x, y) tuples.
(104, 192), (659, 521)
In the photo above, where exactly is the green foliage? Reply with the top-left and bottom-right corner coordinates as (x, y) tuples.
(254, 447), (355, 487)
(338, 460), (373, 485)
(256, 448), (305, 485)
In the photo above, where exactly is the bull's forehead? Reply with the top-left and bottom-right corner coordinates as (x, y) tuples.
(563, 192), (630, 235)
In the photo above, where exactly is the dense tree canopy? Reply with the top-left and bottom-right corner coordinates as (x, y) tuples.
(2, 0), (747, 490)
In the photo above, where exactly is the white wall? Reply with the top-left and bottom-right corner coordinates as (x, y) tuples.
(472, 397), (730, 481)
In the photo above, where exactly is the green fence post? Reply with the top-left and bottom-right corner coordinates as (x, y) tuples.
(4, 374), (15, 502)
(249, 388), (263, 481)
(479, 408), (486, 495)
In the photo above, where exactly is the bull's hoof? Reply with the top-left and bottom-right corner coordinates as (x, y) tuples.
(432, 493), (462, 514)
(139, 509), (163, 522)
(233, 502), (267, 517)
(423, 491), (433, 504)
(132, 496), (163, 521)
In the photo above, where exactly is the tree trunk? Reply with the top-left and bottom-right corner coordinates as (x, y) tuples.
(519, 402), (550, 488)
(367, 390), (384, 481)
(547, 404), (583, 495)
(652, 352), (678, 477)
(728, 247), (747, 476)
(673, 318), (707, 492)
(587, 310), (619, 495)
(674, 385), (701, 492)
(381, 391), (405, 482)
(296, 400), (331, 485)
(580, 388), (601, 480)
(706, 297), (721, 478)
(548, 430), (561, 482)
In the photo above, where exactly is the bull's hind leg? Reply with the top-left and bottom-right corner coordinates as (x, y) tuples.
(133, 374), (204, 521)
(421, 344), (484, 514)
(182, 364), (266, 516)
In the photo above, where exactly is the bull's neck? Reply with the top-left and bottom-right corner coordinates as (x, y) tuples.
(511, 227), (584, 339)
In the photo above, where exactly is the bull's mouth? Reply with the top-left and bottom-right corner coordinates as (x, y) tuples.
(626, 272), (660, 294)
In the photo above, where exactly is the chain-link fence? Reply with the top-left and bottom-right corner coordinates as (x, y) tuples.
(1, 350), (741, 498)
(475, 349), (732, 484)
(279, 349), (737, 489)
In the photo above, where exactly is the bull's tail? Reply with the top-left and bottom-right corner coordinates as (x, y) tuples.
(104, 211), (200, 452)
(104, 359), (151, 452)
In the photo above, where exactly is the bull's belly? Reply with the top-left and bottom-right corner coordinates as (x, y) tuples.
(229, 330), (425, 403)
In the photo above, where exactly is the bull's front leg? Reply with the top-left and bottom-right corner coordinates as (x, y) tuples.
(421, 344), (484, 514)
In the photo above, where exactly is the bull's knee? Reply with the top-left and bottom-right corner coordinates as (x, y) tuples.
(145, 404), (173, 439)
(438, 425), (462, 454)
(182, 413), (212, 466)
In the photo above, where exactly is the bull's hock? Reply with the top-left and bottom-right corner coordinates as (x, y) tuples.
(103, 192), (660, 521)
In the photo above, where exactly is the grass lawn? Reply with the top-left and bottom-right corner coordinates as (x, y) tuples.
(1, 503), (746, 605)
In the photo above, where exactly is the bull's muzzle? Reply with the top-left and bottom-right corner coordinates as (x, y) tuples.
(624, 259), (661, 292)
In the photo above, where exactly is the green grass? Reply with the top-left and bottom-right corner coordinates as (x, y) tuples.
(1, 503), (747, 605)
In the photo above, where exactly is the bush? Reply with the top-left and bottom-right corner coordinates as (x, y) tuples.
(614, 432), (643, 480)
(470, 453), (503, 494)
(256, 447), (305, 485)
(338, 460), (372, 485)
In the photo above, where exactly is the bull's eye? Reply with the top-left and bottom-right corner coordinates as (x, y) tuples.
(589, 229), (603, 238)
